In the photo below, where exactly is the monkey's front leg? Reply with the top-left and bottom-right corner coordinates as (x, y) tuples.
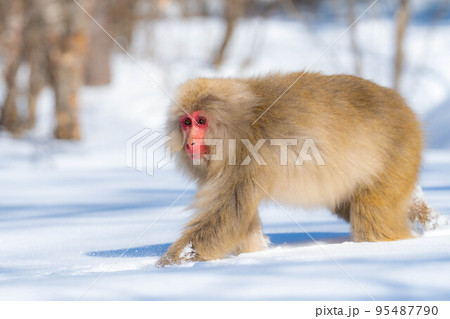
(155, 236), (204, 267)
(156, 180), (261, 267)
(155, 224), (232, 268)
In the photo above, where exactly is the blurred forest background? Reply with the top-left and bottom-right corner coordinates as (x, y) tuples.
(0, 0), (449, 144)
(1, 1), (450, 301)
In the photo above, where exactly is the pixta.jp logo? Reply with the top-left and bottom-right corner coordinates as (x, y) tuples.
(126, 129), (171, 175)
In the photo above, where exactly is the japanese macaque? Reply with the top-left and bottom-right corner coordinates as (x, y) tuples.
(156, 72), (436, 267)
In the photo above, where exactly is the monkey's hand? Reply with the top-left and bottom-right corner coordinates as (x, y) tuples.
(155, 241), (202, 268)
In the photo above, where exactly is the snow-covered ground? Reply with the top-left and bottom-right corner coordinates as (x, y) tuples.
(1, 12), (450, 300)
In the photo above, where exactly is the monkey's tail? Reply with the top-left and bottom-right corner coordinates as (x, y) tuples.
(408, 185), (447, 232)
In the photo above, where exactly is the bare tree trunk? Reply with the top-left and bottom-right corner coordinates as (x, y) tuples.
(84, 0), (138, 86)
(109, 0), (139, 50)
(213, 0), (243, 67)
(26, 48), (46, 129)
(44, 0), (92, 140)
(51, 32), (87, 140)
(394, 0), (410, 91)
(279, 0), (303, 20)
(84, 1), (113, 86)
(0, 1), (24, 136)
(348, 0), (361, 76)
(24, 6), (47, 129)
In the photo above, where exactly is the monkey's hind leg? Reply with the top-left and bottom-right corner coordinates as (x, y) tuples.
(332, 200), (351, 223)
(234, 214), (268, 255)
(350, 183), (413, 242)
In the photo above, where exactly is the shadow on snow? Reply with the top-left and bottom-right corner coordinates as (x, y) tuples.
(86, 232), (350, 258)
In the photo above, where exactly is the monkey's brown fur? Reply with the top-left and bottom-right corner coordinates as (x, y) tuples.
(156, 72), (432, 267)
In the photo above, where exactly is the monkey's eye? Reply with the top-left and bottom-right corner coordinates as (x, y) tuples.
(184, 118), (192, 126)
(198, 118), (206, 125)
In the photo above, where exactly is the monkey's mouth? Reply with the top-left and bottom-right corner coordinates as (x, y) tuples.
(185, 143), (209, 159)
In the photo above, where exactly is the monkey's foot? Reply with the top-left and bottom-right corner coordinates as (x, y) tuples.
(155, 242), (202, 268)
(234, 231), (269, 255)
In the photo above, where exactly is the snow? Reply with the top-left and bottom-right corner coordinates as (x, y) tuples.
(425, 96), (450, 149)
(178, 242), (197, 261)
(1, 11), (450, 300)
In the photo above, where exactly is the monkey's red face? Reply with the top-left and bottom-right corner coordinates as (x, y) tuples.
(180, 111), (209, 159)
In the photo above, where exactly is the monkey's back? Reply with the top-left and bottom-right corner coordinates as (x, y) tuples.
(247, 72), (423, 209)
